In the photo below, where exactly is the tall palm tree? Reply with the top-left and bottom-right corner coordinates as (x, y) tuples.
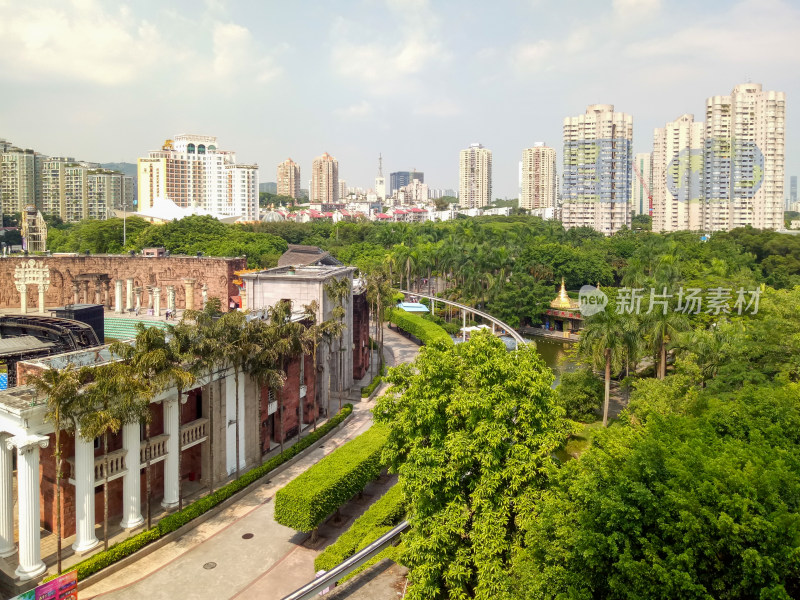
(110, 324), (172, 529)
(78, 362), (149, 550)
(641, 308), (691, 379)
(245, 318), (284, 458)
(27, 363), (89, 573)
(323, 277), (350, 412)
(302, 301), (324, 431)
(579, 309), (628, 426)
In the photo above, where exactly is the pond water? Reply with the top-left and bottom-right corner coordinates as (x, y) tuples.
(497, 336), (578, 387)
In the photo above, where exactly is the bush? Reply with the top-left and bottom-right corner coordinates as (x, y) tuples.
(554, 368), (604, 421)
(388, 310), (453, 347)
(423, 312), (461, 336)
(361, 362), (386, 397)
(274, 425), (389, 532)
(315, 483), (406, 572)
(45, 405), (354, 583)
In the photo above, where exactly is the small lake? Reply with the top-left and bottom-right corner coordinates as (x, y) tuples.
(498, 336), (578, 387)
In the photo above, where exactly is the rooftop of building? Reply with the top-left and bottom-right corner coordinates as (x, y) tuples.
(277, 244), (343, 268)
(240, 264), (355, 283)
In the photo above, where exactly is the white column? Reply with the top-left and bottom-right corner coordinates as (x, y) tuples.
(120, 421), (143, 529)
(37, 284), (46, 314)
(0, 436), (15, 557)
(201, 283), (208, 309)
(17, 285), (27, 314)
(72, 429), (99, 553)
(126, 278), (134, 311)
(162, 399), (179, 509)
(8, 435), (49, 581)
(153, 287), (161, 317)
(114, 280), (123, 314)
(167, 286), (176, 312)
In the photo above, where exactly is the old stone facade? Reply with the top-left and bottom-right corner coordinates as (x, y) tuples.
(352, 291), (370, 380)
(0, 255), (246, 314)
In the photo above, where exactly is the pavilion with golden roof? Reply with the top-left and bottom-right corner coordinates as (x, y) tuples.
(543, 278), (583, 337)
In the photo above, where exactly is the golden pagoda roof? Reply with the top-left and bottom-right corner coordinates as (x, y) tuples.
(550, 278), (579, 310)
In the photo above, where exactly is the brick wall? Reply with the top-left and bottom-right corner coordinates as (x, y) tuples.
(0, 255), (245, 312)
(352, 291), (370, 380)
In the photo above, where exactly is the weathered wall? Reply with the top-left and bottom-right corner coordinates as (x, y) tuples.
(0, 255), (246, 312)
(352, 291), (370, 380)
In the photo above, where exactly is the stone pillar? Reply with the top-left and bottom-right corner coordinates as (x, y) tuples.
(104, 280), (111, 309)
(162, 398), (179, 509)
(201, 283), (208, 309)
(82, 280), (90, 304)
(134, 287), (143, 313)
(16, 284), (27, 314)
(153, 287), (161, 317)
(72, 281), (80, 305)
(8, 435), (49, 580)
(0, 435), (15, 557)
(37, 284), (46, 314)
(183, 279), (196, 311)
(462, 311), (467, 342)
(72, 429), (99, 553)
(167, 286), (176, 312)
(115, 280), (124, 314)
(126, 278), (134, 311)
(94, 280), (103, 305)
(120, 421), (143, 529)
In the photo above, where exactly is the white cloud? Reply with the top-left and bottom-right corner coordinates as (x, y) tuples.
(513, 40), (554, 72)
(612, 0), (661, 16)
(413, 99), (463, 117)
(0, 0), (281, 88)
(334, 100), (373, 119)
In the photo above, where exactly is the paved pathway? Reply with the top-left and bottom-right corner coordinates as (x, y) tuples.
(82, 326), (420, 600)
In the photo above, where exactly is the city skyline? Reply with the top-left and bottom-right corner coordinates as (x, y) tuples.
(0, 0), (798, 198)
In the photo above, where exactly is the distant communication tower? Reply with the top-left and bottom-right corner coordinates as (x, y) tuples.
(378, 153), (383, 177)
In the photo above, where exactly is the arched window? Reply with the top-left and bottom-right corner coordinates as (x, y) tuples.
(187, 143), (196, 154)
(198, 145), (206, 154)
(208, 145), (216, 151)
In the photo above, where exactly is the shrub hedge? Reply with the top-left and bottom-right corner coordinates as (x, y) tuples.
(274, 425), (389, 532)
(45, 404), (354, 583)
(361, 362), (386, 398)
(314, 483), (406, 572)
(388, 309), (453, 347)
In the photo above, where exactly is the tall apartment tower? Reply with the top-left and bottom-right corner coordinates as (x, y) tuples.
(562, 104), (633, 234)
(0, 147), (37, 215)
(651, 115), (705, 232)
(459, 143), (492, 209)
(705, 83), (785, 231)
(631, 153), (653, 217)
(138, 135), (258, 221)
(311, 152), (339, 205)
(276, 158), (300, 199)
(791, 175), (798, 210)
(520, 143), (557, 211)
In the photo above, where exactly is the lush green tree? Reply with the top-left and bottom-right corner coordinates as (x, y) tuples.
(375, 333), (572, 600)
(631, 213), (652, 231)
(554, 368), (604, 422)
(513, 384), (800, 600)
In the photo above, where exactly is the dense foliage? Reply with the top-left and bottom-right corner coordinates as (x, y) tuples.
(554, 367), (604, 421)
(375, 333), (573, 599)
(314, 483), (406, 572)
(274, 425), (389, 532)
(387, 309), (454, 347)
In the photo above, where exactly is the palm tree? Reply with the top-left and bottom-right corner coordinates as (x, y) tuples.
(579, 309), (628, 426)
(183, 298), (223, 493)
(110, 324), (171, 529)
(302, 301), (324, 431)
(641, 308), (691, 379)
(323, 277), (350, 412)
(78, 362), (149, 550)
(27, 363), (89, 573)
(245, 318), (284, 459)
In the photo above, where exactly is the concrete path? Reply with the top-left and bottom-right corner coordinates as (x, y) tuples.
(82, 326), (420, 600)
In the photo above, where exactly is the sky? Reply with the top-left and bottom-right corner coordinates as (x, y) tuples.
(0, 0), (799, 198)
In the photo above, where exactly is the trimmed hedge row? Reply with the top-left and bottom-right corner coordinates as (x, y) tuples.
(46, 405), (354, 583)
(361, 362), (386, 397)
(388, 309), (454, 347)
(274, 425), (389, 532)
(314, 483), (406, 572)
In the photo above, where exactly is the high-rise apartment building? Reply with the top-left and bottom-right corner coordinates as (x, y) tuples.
(277, 158), (300, 199)
(338, 180), (348, 200)
(459, 144), (492, 209)
(652, 115), (705, 232)
(520, 143), (557, 211)
(311, 152), (339, 205)
(389, 171), (423, 195)
(562, 104), (632, 234)
(0, 147), (37, 215)
(791, 175), (798, 210)
(704, 83), (785, 231)
(137, 134), (258, 221)
(631, 153), (653, 217)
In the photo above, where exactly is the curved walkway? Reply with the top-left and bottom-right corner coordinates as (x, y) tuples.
(81, 326), (420, 600)
(398, 289), (526, 347)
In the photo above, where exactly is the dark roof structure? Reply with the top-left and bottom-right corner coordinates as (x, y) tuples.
(277, 245), (343, 268)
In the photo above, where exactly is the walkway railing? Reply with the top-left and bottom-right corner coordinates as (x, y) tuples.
(281, 520), (410, 600)
(398, 290), (526, 348)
